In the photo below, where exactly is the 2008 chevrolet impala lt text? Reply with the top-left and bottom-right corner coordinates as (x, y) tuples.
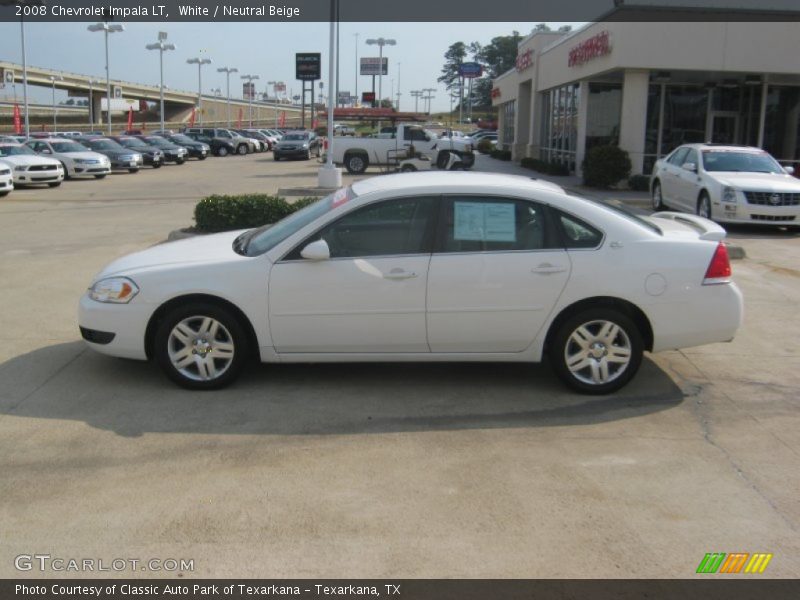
(77, 172), (743, 394)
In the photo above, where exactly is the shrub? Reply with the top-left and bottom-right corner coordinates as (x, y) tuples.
(520, 157), (570, 176)
(477, 138), (494, 154)
(520, 157), (536, 169)
(289, 196), (321, 211)
(194, 194), (295, 233)
(628, 174), (651, 191)
(490, 149), (512, 161)
(582, 145), (632, 188)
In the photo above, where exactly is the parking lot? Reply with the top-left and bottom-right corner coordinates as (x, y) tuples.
(1, 152), (799, 578)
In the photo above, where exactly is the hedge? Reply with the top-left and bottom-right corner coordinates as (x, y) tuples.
(628, 174), (651, 192)
(490, 149), (512, 161)
(477, 138), (494, 154)
(582, 145), (632, 188)
(520, 157), (570, 176)
(194, 194), (319, 233)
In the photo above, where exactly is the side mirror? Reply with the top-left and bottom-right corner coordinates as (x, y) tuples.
(682, 162), (697, 172)
(300, 239), (330, 261)
(783, 165), (795, 175)
(42, 149), (51, 154)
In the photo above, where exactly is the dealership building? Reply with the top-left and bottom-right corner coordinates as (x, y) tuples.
(491, 20), (800, 176)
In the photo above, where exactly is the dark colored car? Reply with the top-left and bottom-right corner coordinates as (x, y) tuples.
(162, 133), (210, 160)
(273, 131), (321, 161)
(183, 132), (236, 157)
(184, 128), (252, 155)
(134, 135), (188, 164)
(109, 136), (164, 168)
(78, 137), (142, 173)
(236, 129), (273, 150)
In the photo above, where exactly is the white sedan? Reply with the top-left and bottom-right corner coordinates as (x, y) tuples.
(79, 172), (743, 394)
(0, 162), (13, 197)
(0, 143), (64, 187)
(651, 143), (799, 227)
(26, 138), (111, 179)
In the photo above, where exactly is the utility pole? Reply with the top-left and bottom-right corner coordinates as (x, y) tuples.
(187, 55), (212, 127)
(146, 33), (176, 133)
(241, 74), (259, 127)
(217, 66), (238, 127)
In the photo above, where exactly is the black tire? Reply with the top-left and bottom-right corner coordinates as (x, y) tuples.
(436, 151), (451, 170)
(697, 192), (712, 220)
(549, 308), (644, 395)
(154, 302), (250, 391)
(152, 162), (162, 169)
(0, 191), (9, 197)
(128, 168), (139, 174)
(94, 174), (107, 179)
(217, 146), (229, 157)
(345, 153), (368, 174)
(274, 155), (281, 161)
(400, 164), (417, 172)
(652, 180), (665, 210)
(198, 155), (207, 161)
(305, 150), (311, 160)
(176, 158), (185, 165)
(60, 162), (71, 180)
(237, 144), (248, 156)
(48, 181), (61, 188)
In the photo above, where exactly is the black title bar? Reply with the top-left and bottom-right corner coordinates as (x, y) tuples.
(1, 0), (800, 22)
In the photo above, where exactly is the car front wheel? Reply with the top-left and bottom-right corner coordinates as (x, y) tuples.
(652, 181), (665, 210)
(549, 308), (643, 395)
(217, 147), (229, 157)
(154, 303), (249, 390)
(697, 192), (712, 220)
(237, 144), (248, 156)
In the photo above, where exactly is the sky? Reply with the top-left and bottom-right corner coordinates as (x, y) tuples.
(0, 21), (581, 113)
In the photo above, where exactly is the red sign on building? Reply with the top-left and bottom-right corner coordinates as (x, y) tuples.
(491, 88), (501, 99)
(515, 49), (533, 72)
(568, 31), (611, 67)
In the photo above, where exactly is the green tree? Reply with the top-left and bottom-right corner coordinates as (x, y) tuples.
(438, 41), (468, 92)
(471, 31), (523, 108)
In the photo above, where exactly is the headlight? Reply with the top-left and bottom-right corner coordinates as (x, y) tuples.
(722, 186), (737, 203)
(302, 143), (309, 149)
(133, 154), (142, 161)
(88, 277), (139, 304)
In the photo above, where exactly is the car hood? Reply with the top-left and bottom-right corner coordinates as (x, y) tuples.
(0, 154), (61, 167)
(59, 151), (108, 161)
(95, 149), (137, 158)
(277, 140), (307, 147)
(712, 172), (800, 191)
(95, 230), (249, 280)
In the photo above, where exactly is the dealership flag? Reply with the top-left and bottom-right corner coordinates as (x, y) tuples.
(312, 118), (318, 129)
(12, 104), (21, 134)
(126, 106), (134, 131)
(279, 111), (286, 127)
(237, 107), (243, 129)
(189, 107), (196, 127)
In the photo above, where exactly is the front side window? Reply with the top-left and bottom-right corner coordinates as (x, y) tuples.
(438, 196), (558, 253)
(287, 196), (438, 260)
(667, 147), (689, 166)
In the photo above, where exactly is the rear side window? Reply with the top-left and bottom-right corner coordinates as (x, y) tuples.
(554, 210), (604, 249)
(438, 196), (559, 253)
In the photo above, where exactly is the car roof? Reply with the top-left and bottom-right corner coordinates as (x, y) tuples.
(37, 138), (75, 143)
(679, 143), (765, 153)
(350, 171), (566, 197)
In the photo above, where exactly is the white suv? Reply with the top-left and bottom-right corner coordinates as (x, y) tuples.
(651, 144), (799, 227)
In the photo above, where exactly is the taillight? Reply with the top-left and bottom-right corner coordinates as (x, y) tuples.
(703, 242), (732, 285)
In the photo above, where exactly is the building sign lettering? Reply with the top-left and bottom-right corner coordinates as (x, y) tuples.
(515, 49), (533, 72)
(568, 31), (611, 67)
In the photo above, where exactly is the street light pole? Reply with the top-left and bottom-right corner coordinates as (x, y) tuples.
(241, 74), (259, 127)
(353, 32), (359, 104)
(396, 62), (401, 111)
(217, 67), (238, 127)
(365, 37), (396, 107)
(49, 75), (62, 132)
(88, 21), (125, 135)
(146, 35), (176, 133)
(187, 56), (212, 127)
(88, 79), (95, 127)
(5, 0), (42, 138)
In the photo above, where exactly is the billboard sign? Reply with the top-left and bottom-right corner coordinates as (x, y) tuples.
(296, 52), (321, 81)
(458, 62), (483, 78)
(243, 81), (256, 100)
(360, 57), (388, 76)
(361, 91), (376, 104)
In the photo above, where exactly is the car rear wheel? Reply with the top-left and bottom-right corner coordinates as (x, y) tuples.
(154, 303), (249, 390)
(345, 153), (368, 174)
(549, 308), (643, 395)
(652, 181), (665, 210)
(697, 192), (712, 220)
(237, 144), (248, 156)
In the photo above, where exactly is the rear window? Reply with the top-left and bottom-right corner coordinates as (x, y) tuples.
(568, 193), (662, 236)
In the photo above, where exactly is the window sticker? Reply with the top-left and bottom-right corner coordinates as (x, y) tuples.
(454, 201), (516, 242)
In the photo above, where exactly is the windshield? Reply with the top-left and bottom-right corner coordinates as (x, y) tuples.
(244, 187), (355, 256)
(170, 135), (193, 144)
(701, 150), (784, 174)
(118, 139), (148, 148)
(283, 133), (307, 141)
(87, 139), (123, 151)
(51, 142), (89, 153)
(0, 145), (36, 156)
(145, 138), (174, 148)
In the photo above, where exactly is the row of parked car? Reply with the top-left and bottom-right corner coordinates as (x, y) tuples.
(0, 126), (310, 198)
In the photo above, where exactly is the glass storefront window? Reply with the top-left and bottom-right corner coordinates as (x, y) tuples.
(763, 86), (800, 166)
(501, 101), (515, 151)
(585, 83), (621, 151)
(662, 85), (708, 152)
(540, 83), (579, 171)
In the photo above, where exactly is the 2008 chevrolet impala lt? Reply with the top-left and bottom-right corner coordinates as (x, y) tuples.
(78, 172), (743, 394)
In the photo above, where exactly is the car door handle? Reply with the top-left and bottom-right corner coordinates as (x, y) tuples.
(531, 263), (567, 275)
(384, 269), (418, 280)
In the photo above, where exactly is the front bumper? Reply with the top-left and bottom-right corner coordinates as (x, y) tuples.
(74, 164), (112, 176)
(0, 177), (13, 192)
(78, 293), (151, 360)
(712, 199), (799, 224)
(110, 158), (143, 170)
(275, 148), (310, 158)
(13, 168), (64, 184)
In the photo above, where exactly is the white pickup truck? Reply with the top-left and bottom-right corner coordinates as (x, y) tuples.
(328, 124), (475, 174)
